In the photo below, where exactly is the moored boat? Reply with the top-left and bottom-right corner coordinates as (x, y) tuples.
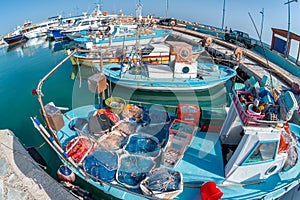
(3, 30), (28, 46)
(74, 27), (171, 49)
(31, 50), (300, 200)
(103, 41), (236, 92)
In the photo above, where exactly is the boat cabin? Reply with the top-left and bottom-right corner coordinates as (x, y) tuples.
(219, 90), (292, 184)
(166, 41), (198, 78)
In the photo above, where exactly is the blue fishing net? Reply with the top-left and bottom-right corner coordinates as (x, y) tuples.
(83, 148), (118, 182)
(117, 155), (155, 188)
(136, 124), (169, 147)
(143, 168), (182, 192)
(124, 134), (160, 158)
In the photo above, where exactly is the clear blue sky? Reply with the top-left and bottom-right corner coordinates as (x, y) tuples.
(1, 0), (300, 56)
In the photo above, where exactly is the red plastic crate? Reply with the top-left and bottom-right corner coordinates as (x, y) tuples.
(169, 119), (196, 142)
(177, 104), (201, 125)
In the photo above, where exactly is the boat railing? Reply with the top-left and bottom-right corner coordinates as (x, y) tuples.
(231, 89), (281, 127)
(35, 49), (79, 145)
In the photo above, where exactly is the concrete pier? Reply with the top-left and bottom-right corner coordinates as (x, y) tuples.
(0, 129), (77, 200)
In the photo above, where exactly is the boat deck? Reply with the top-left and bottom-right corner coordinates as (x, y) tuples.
(170, 27), (300, 89)
(168, 27), (300, 124)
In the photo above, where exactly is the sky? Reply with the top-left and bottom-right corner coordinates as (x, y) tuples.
(1, 0), (300, 56)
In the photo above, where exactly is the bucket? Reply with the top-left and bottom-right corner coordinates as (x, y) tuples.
(105, 97), (126, 114)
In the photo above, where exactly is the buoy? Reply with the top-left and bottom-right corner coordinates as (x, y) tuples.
(57, 165), (75, 183)
(205, 37), (213, 45)
(234, 47), (243, 61)
(200, 181), (223, 200)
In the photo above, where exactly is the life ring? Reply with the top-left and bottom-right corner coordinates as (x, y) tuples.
(234, 47), (243, 61)
(170, 21), (176, 26)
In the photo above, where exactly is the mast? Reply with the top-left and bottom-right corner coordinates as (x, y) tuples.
(166, 0), (169, 18)
(221, 0), (226, 31)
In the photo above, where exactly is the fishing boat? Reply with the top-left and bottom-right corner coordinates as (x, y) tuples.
(31, 50), (300, 200)
(3, 30), (28, 46)
(73, 26), (171, 49)
(103, 41), (236, 91)
(69, 40), (174, 67)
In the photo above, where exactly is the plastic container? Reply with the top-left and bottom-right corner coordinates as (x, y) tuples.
(169, 119), (195, 138)
(177, 104), (201, 125)
(105, 97), (126, 114)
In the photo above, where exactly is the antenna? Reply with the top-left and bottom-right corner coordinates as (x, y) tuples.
(136, 0), (142, 20)
(248, 12), (274, 90)
(166, 0), (169, 18)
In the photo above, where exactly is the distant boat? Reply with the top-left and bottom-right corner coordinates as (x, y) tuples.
(71, 33), (173, 67)
(31, 51), (300, 200)
(74, 26), (171, 48)
(62, 4), (117, 40)
(3, 30), (28, 46)
(103, 41), (236, 91)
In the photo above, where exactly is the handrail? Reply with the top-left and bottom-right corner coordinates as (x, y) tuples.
(35, 49), (78, 147)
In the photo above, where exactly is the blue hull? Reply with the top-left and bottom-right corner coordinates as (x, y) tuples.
(48, 29), (67, 40)
(3, 34), (28, 46)
(74, 29), (171, 46)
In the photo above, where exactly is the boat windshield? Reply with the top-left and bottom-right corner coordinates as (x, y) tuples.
(244, 142), (277, 164)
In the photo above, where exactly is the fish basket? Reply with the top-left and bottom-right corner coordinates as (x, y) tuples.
(65, 136), (95, 165)
(83, 147), (118, 182)
(112, 120), (138, 136)
(96, 131), (126, 152)
(116, 154), (155, 189)
(140, 168), (183, 199)
(123, 133), (161, 160)
(105, 97), (126, 114)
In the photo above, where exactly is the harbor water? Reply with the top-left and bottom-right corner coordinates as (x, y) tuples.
(0, 37), (229, 199)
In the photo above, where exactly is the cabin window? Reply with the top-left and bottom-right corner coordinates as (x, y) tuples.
(81, 21), (90, 26)
(244, 141), (277, 164)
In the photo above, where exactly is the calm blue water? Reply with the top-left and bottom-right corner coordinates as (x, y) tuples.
(0, 37), (229, 199)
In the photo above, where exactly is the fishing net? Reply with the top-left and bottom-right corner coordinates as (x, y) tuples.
(117, 155), (155, 188)
(96, 131), (126, 152)
(140, 168), (183, 199)
(136, 124), (169, 147)
(83, 147), (118, 182)
(124, 134), (161, 158)
(112, 120), (137, 136)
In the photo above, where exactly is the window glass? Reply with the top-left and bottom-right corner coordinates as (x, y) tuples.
(244, 142), (277, 164)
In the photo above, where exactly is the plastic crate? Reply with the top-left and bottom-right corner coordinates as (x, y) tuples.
(177, 104), (201, 125)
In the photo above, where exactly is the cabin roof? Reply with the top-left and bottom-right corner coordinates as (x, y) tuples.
(149, 43), (170, 53)
(271, 28), (300, 41)
(166, 41), (193, 49)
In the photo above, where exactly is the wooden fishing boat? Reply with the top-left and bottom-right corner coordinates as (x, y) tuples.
(103, 41), (236, 92)
(31, 50), (300, 200)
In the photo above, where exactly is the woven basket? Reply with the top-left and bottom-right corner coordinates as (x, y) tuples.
(105, 97), (126, 114)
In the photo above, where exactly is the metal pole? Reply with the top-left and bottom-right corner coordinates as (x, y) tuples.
(260, 8), (264, 39)
(285, 2), (291, 58)
(166, 0), (169, 18)
(221, 0), (226, 31)
(284, 0), (297, 58)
